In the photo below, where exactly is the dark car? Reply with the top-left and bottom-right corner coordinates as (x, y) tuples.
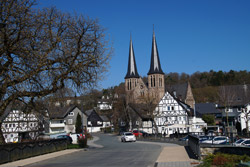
(56, 135), (73, 144)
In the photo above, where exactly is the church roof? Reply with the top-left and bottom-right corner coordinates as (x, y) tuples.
(125, 38), (140, 79)
(147, 31), (164, 75)
(166, 83), (188, 102)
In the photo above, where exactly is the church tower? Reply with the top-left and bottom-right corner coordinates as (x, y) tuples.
(125, 37), (140, 103)
(147, 30), (165, 103)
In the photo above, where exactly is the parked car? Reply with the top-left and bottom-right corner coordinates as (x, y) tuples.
(139, 130), (149, 137)
(56, 135), (73, 144)
(201, 136), (229, 145)
(199, 136), (213, 143)
(179, 135), (189, 141)
(121, 132), (136, 142)
(132, 130), (143, 137)
(233, 138), (250, 147)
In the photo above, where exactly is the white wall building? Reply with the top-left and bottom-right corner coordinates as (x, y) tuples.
(1, 110), (41, 143)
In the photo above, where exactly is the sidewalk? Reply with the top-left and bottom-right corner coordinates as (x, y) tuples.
(155, 146), (200, 167)
(0, 136), (102, 167)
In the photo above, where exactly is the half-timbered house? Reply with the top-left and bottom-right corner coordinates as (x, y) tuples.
(1, 110), (42, 143)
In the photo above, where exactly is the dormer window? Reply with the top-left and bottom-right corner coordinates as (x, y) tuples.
(68, 112), (74, 116)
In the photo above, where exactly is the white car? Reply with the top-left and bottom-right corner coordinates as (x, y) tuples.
(233, 139), (250, 147)
(121, 132), (136, 142)
(202, 136), (229, 145)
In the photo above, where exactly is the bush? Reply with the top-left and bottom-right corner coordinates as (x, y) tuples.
(199, 153), (250, 167)
(86, 133), (93, 140)
(78, 137), (87, 148)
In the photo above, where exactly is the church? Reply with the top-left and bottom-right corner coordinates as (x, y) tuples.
(124, 31), (206, 135)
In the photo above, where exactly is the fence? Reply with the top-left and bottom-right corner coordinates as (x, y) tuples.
(188, 135), (201, 160)
(137, 136), (188, 146)
(0, 139), (68, 164)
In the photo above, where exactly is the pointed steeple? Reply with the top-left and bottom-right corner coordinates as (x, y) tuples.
(125, 36), (140, 79)
(148, 29), (164, 75)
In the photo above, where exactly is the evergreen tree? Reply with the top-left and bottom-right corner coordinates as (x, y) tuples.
(75, 113), (83, 133)
(202, 114), (215, 126)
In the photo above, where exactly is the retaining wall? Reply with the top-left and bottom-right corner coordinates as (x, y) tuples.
(0, 139), (67, 164)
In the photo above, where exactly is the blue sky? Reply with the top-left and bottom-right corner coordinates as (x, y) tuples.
(37, 0), (250, 90)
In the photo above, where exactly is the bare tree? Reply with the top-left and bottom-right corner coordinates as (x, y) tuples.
(137, 94), (158, 135)
(0, 0), (112, 143)
(218, 86), (236, 133)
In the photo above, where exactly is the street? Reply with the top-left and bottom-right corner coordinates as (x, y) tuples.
(25, 133), (162, 167)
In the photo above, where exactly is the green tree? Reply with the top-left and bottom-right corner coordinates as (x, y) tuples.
(202, 114), (215, 126)
(75, 113), (83, 133)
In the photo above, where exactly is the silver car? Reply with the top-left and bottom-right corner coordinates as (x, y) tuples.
(121, 132), (136, 142)
(202, 136), (229, 145)
(233, 139), (250, 147)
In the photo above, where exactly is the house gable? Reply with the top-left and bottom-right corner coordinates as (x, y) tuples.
(87, 110), (103, 127)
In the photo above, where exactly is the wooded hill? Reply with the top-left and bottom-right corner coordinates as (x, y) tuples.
(164, 70), (250, 103)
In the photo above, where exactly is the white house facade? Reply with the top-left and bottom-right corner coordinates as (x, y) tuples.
(1, 110), (41, 143)
(48, 105), (87, 135)
(239, 103), (250, 131)
(154, 92), (189, 135)
(154, 92), (206, 136)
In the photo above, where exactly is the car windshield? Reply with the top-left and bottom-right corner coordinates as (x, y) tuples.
(125, 133), (133, 136)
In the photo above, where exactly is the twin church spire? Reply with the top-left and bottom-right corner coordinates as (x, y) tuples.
(125, 30), (164, 79)
(125, 37), (140, 79)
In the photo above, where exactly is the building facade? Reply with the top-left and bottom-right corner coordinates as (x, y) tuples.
(124, 31), (203, 135)
(125, 31), (165, 105)
(1, 110), (42, 143)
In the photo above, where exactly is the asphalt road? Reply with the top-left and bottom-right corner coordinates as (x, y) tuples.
(25, 133), (162, 167)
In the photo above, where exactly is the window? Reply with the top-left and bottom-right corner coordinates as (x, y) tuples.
(68, 112), (74, 116)
(68, 119), (73, 124)
(171, 106), (174, 110)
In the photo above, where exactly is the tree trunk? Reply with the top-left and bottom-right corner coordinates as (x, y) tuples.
(0, 123), (6, 144)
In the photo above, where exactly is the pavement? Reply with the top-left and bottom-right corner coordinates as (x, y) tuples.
(0, 135), (201, 167)
(154, 146), (200, 167)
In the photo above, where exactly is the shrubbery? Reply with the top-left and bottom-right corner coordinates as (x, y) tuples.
(199, 153), (250, 167)
(78, 137), (87, 148)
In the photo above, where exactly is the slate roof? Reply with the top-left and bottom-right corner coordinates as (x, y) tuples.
(195, 103), (221, 116)
(84, 109), (94, 117)
(166, 83), (188, 102)
(148, 31), (164, 75)
(128, 103), (156, 121)
(100, 115), (109, 122)
(48, 105), (78, 119)
(125, 38), (140, 79)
